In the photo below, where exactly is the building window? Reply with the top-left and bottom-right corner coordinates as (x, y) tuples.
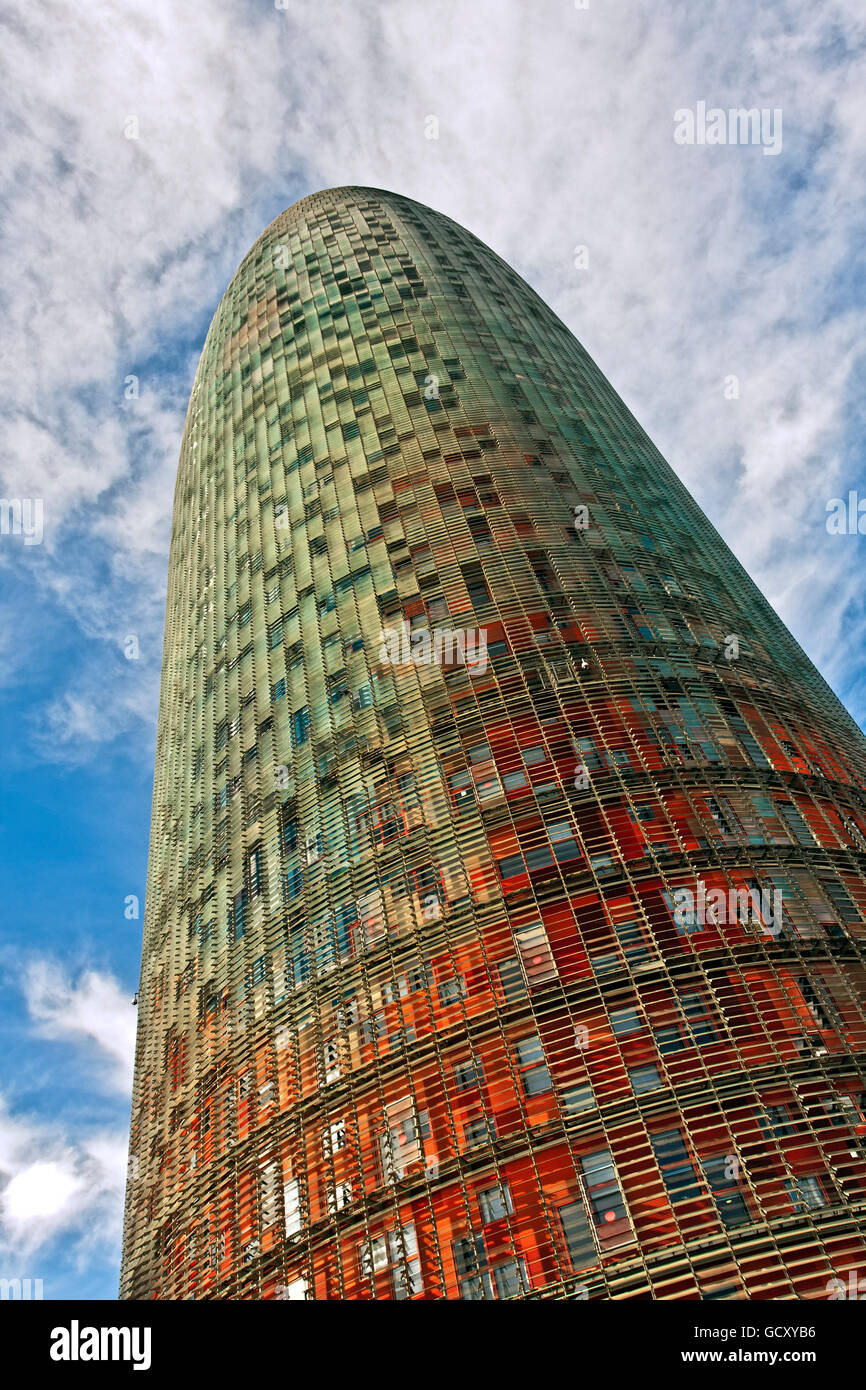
(525, 843), (556, 871)
(279, 1276), (308, 1301)
(360, 1223), (422, 1300)
(558, 1200), (597, 1272)
(452, 1233), (528, 1300)
(590, 947), (621, 975)
(327, 1181), (353, 1214)
(610, 1007), (642, 1037)
(514, 919), (558, 986)
(796, 975), (838, 1031)
(701, 1156), (751, 1228)
(760, 1103), (798, 1138)
(562, 1083), (595, 1115)
(629, 1064), (662, 1095)
(322, 1119), (347, 1156)
(282, 814), (299, 852)
(679, 993), (719, 1047)
(579, 1149), (634, 1250)
(453, 1059), (483, 1091)
(360, 1012), (387, 1045)
(497, 853), (526, 880)
(231, 889), (247, 941)
(438, 974), (466, 1005)
(546, 823), (582, 864)
(452, 1234), (487, 1300)
(706, 795), (738, 839)
(466, 579), (490, 608)
(449, 768), (474, 809)
(779, 802), (814, 846)
(654, 1024), (685, 1055)
(662, 889), (702, 935)
(259, 1162), (280, 1229)
(818, 1092), (865, 1127)
(574, 736), (603, 771)
(497, 956), (526, 1001)
(515, 1036), (552, 1095)
(284, 1178), (303, 1237)
(379, 1097), (430, 1179)
(406, 963), (429, 993)
(247, 846), (263, 897)
(292, 705), (311, 746)
(651, 1129), (701, 1203)
(467, 741), (490, 763)
(463, 1114), (496, 1148)
(479, 1183), (513, 1224)
(615, 920), (653, 965)
(785, 1174), (831, 1212)
(503, 769), (528, 791)
(492, 1260), (527, 1298)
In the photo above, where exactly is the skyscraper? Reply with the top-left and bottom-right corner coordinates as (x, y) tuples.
(121, 186), (866, 1301)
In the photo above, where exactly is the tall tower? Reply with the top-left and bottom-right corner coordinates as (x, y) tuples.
(121, 187), (866, 1301)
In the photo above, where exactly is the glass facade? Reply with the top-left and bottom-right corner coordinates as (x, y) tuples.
(120, 186), (866, 1301)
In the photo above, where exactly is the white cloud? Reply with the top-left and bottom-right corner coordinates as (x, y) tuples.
(0, 1096), (127, 1264)
(21, 961), (137, 1095)
(0, 959), (134, 1273)
(1, 0), (863, 740)
(0, 0), (864, 1303)
(2, 1161), (83, 1224)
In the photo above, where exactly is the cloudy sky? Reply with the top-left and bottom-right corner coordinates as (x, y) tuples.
(1, 0), (864, 1299)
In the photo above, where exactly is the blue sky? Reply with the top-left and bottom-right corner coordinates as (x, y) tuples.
(1, 0), (864, 1299)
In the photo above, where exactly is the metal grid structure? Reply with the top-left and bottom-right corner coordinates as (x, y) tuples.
(120, 187), (866, 1301)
